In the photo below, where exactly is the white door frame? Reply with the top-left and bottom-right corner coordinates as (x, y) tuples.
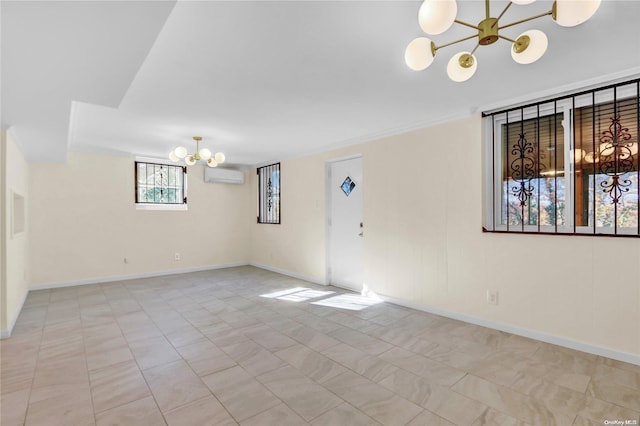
(325, 154), (363, 289)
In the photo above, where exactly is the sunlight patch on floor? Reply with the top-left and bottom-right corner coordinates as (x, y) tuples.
(260, 287), (335, 302)
(260, 287), (308, 298)
(311, 293), (383, 311)
(277, 289), (335, 302)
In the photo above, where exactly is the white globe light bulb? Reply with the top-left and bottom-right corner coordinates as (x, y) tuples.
(199, 148), (212, 161)
(511, 30), (548, 65)
(446, 52), (477, 82)
(169, 151), (179, 162)
(214, 152), (225, 164)
(418, 0), (457, 35)
(185, 155), (196, 166)
(511, 0), (536, 4)
(174, 146), (187, 159)
(405, 37), (436, 71)
(207, 158), (218, 168)
(554, 0), (601, 27)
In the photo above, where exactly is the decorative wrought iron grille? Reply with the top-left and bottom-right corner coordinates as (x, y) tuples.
(257, 162), (280, 224)
(598, 116), (634, 204)
(484, 78), (639, 236)
(135, 161), (186, 204)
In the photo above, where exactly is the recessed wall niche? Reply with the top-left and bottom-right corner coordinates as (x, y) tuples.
(11, 191), (25, 237)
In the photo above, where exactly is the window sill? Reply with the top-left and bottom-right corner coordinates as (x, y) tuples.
(135, 204), (188, 211)
(482, 227), (640, 238)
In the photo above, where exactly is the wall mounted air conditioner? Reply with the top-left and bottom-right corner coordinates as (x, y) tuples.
(203, 167), (245, 184)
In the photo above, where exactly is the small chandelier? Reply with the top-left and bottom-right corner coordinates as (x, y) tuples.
(169, 136), (225, 168)
(405, 0), (601, 82)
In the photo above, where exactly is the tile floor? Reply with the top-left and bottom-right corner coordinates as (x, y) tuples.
(1, 266), (639, 425)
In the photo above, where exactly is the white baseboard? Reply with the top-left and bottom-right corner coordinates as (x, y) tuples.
(0, 287), (29, 339)
(249, 262), (326, 285)
(29, 262), (249, 291)
(380, 294), (640, 367)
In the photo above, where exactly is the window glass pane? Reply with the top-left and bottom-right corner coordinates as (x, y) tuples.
(257, 163), (281, 224)
(135, 162), (186, 205)
(575, 94), (639, 229)
(137, 163), (147, 184)
(271, 169), (280, 222)
(500, 112), (565, 228)
(587, 173), (639, 228)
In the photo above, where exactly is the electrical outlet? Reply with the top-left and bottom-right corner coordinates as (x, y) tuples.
(486, 290), (499, 305)
(174, 252), (181, 261)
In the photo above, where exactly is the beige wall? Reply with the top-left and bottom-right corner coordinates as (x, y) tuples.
(1, 131), (5, 332)
(29, 152), (252, 286)
(249, 114), (640, 359)
(2, 131), (30, 336)
(250, 154), (342, 281)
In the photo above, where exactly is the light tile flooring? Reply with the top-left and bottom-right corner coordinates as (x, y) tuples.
(1, 266), (639, 425)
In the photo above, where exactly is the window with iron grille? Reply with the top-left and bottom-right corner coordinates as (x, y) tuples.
(135, 161), (187, 209)
(257, 163), (280, 224)
(484, 79), (639, 236)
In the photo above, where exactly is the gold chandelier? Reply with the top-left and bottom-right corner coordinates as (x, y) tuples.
(405, 0), (601, 82)
(169, 136), (225, 168)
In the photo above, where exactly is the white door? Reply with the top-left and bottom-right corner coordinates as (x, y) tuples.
(328, 156), (363, 291)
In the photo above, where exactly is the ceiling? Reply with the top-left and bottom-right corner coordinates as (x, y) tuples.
(2, 1), (639, 166)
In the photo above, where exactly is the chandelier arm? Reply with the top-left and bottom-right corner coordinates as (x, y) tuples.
(499, 34), (517, 43)
(485, 0), (490, 19)
(434, 34), (479, 51)
(454, 19), (479, 30)
(470, 43), (481, 56)
(498, 10), (553, 30)
(492, 2), (513, 28)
